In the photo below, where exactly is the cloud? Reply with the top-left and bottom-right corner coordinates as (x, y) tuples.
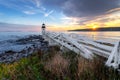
(106, 8), (120, 14)
(62, 0), (120, 17)
(0, 0), (55, 19)
(0, 22), (39, 32)
(40, 0), (120, 17)
(81, 12), (120, 28)
(59, 0), (120, 28)
(34, 0), (40, 8)
(0, 22), (31, 27)
(44, 10), (54, 17)
(40, 0), (67, 9)
(23, 11), (36, 15)
(39, 0), (120, 25)
(61, 7), (120, 28)
(0, 0), (119, 28)
(61, 17), (80, 25)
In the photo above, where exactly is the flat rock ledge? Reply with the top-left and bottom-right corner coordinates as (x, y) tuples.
(0, 35), (49, 63)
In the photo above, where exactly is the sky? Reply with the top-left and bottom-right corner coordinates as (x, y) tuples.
(0, 0), (120, 31)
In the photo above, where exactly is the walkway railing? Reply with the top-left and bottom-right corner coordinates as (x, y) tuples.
(43, 31), (120, 69)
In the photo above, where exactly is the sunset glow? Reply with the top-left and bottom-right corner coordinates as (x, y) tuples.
(92, 26), (97, 30)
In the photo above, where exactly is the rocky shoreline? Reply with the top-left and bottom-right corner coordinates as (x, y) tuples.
(0, 35), (49, 63)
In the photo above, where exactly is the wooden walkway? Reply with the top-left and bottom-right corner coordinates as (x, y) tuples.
(43, 31), (120, 70)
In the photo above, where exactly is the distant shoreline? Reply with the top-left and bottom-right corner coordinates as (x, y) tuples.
(69, 27), (120, 32)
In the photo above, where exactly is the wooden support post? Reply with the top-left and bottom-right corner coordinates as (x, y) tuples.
(106, 41), (120, 69)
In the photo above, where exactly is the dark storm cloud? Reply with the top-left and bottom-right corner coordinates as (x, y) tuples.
(62, 0), (120, 17)
(41, 0), (120, 17)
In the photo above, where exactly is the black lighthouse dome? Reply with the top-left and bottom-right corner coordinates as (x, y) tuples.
(42, 23), (45, 28)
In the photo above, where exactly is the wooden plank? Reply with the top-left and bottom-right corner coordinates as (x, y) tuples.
(82, 44), (110, 58)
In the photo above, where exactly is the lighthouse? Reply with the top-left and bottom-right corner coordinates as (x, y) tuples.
(41, 23), (46, 35)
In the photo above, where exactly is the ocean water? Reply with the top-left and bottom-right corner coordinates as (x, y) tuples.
(0, 32), (41, 41)
(1, 31), (119, 41)
(68, 31), (120, 41)
(0, 32), (41, 54)
(0, 31), (119, 54)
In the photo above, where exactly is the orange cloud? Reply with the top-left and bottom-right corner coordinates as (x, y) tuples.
(44, 8), (120, 31)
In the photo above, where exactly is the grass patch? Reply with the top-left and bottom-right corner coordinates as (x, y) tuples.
(0, 45), (120, 80)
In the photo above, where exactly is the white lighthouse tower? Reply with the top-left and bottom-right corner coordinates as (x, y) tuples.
(41, 23), (46, 35)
